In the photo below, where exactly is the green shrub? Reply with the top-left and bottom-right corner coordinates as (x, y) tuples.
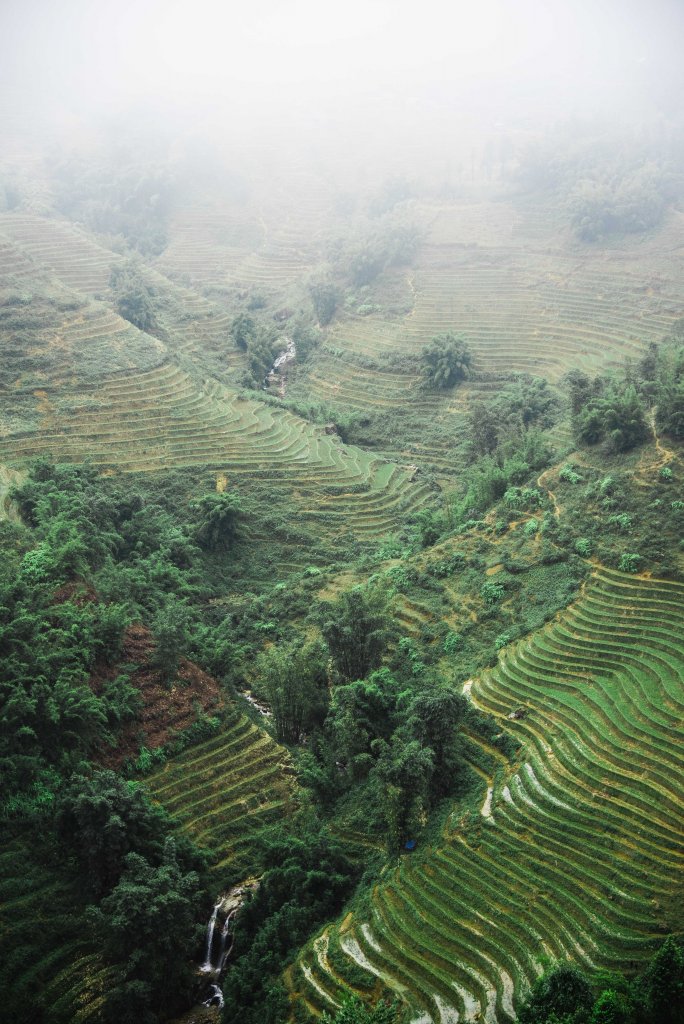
(131, 745), (167, 774)
(618, 552), (641, 573)
(429, 552), (466, 578)
(385, 565), (415, 591)
(575, 538), (592, 557)
(443, 631), (463, 654)
(607, 512), (632, 531)
(503, 486), (542, 511)
(420, 331), (472, 389)
(481, 580), (505, 606)
(559, 464), (583, 483)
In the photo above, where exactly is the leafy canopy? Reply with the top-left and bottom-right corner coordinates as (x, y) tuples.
(420, 331), (472, 389)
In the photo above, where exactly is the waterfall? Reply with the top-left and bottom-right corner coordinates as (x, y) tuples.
(196, 882), (257, 1010)
(273, 338), (296, 371)
(200, 902), (221, 973)
(218, 909), (237, 971)
(263, 337), (296, 390)
(203, 984), (224, 1009)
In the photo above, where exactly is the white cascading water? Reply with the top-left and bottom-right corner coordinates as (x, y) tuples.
(263, 338), (296, 389)
(203, 984), (224, 1009)
(200, 902), (221, 973)
(217, 909), (237, 971)
(198, 884), (255, 1010)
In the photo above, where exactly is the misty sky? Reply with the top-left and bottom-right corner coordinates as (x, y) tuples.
(1, 0), (683, 157)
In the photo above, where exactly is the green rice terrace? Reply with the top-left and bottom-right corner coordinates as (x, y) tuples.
(288, 569), (684, 1022)
(1, 107), (684, 1024)
(144, 708), (295, 883)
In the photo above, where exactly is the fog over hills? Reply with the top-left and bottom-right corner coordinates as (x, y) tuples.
(2, 0), (684, 177)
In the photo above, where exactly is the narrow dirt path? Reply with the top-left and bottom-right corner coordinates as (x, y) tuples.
(536, 463), (562, 519)
(649, 409), (675, 469)
(634, 410), (676, 485)
(405, 272), (417, 317)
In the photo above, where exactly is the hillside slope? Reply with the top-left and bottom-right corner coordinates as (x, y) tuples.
(144, 707), (296, 884)
(0, 215), (434, 541)
(289, 568), (684, 1022)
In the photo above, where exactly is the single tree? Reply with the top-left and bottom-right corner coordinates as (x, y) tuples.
(420, 332), (472, 389)
(257, 639), (329, 744)
(230, 313), (257, 351)
(600, 384), (649, 451)
(642, 936), (684, 1024)
(110, 262), (157, 331)
(151, 601), (190, 683)
(309, 279), (340, 326)
(320, 585), (391, 683)
(190, 492), (241, 550)
(518, 964), (595, 1024)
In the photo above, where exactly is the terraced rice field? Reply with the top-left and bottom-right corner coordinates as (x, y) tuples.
(0, 212), (250, 374)
(157, 178), (331, 292)
(0, 213), (120, 293)
(0, 357), (433, 536)
(408, 249), (681, 380)
(0, 839), (115, 1024)
(290, 201), (684, 431)
(0, 211), (435, 538)
(0, 236), (38, 281)
(145, 710), (295, 879)
(156, 206), (264, 285)
(6, 201), (680, 505)
(314, 246), (682, 389)
(288, 569), (684, 1022)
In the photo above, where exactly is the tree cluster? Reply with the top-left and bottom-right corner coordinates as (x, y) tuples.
(301, 665), (467, 848)
(573, 381), (649, 452)
(54, 157), (174, 256)
(568, 162), (669, 241)
(331, 212), (422, 287)
(56, 771), (205, 1024)
(1, 462), (242, 796)
(222, 819), (360, 1024)
(309, 278), (341, 326)
(231, 312), (281, 386)
(566, 339), (684, 452)
(512, 119), (684, 242)
(285, 586), (469, 850)
(519, 940), (684, 1024)
(110, 261), (158, 331)
(468, 376), (558, 458)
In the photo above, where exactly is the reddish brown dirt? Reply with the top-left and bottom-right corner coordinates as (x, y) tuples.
(52, 580), (98, 606)
(90, 624), (224, 769)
